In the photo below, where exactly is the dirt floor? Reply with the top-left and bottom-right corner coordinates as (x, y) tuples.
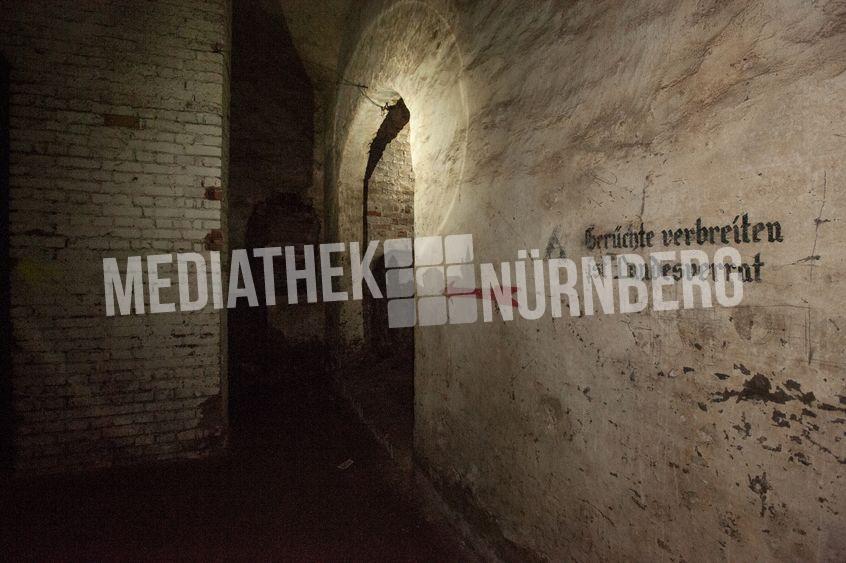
(0, 362), (475, 561)
(338, 349), (415, 469)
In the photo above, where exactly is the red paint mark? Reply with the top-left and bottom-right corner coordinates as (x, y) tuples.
(204, 187), (223, 201)
(204, 229), (224, 251)
(445, 281), (519, 308)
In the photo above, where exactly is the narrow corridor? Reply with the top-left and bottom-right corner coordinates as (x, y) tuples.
(3, 1), (844, 560)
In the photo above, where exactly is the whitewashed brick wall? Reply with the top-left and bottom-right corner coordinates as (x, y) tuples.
(0, 0), (230, 472)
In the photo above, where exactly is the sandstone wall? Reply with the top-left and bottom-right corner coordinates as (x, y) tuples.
(325, 1), (846, 560)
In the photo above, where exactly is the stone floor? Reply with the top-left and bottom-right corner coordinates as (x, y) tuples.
(338, 349), (415, 469)
(0, 364), (474, 560)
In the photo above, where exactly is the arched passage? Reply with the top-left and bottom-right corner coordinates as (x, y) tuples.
(348, 99), (417, 460)
(326, 2), (469, 468)
(362, 99), (413, 356)
(330, 91), (418, 462)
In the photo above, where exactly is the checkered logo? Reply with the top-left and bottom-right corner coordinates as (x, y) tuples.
(384, 234), (476, 327)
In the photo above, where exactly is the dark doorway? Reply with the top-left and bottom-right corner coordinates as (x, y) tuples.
(352, 99), (416, 463)
(362, 99), (413, 357)
(227, 0), (319, 420)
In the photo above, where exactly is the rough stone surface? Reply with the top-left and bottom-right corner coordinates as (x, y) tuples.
(0, 0), (231, 472)
(320, 1), (846, 560)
